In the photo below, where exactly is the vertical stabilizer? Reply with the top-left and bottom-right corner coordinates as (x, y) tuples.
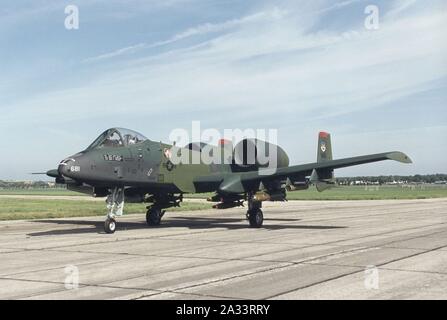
(317, 131), (332, 163)
(314, 131), (335, 191)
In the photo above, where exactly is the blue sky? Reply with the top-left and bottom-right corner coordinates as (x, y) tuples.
(0, 0), (446, 180)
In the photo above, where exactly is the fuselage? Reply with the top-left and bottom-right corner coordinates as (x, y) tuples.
(57, 127), (290, 195)
(58, 139), (227, 193)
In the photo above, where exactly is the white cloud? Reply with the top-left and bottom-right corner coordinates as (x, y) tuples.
(83, 8), (288, 63)
(84, 43), (146, 63)
(385, 0), (419, 19)
(7, 4), (445, 125)
(318, 0), (363, 13)
(150, 8), (288, 46)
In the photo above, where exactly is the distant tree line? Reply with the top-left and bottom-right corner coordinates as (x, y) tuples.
(0, 180), (58, 189)
(337, 174), (447, 185)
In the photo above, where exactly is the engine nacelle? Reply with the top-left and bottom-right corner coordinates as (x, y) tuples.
(232, 139), (289, 171)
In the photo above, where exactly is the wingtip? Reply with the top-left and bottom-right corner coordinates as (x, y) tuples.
(388, 151), (412, 164)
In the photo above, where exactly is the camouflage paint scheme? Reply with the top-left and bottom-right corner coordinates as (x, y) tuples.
(47, 128), (412, 233)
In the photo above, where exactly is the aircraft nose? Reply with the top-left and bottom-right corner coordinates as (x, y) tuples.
(58, 157), (78, 178)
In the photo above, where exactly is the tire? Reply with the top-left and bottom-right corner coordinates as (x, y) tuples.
(248, 208), (263, 228)
(146, 207), (163, 226)
(104, 218), (116, 234)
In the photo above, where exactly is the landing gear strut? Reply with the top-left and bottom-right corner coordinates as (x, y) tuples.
(104, 187), (124, 234)
(246, 192), (263, 228)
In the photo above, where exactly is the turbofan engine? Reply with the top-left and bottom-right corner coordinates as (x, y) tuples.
(232, 138), (289, 171)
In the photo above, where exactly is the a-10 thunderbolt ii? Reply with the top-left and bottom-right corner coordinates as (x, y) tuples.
(42, 128), (412, 233)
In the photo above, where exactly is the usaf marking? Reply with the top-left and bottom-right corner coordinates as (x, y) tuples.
(103, 154), (123, 162)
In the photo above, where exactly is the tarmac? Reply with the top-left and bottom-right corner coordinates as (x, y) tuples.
(0, 198), (446, 299)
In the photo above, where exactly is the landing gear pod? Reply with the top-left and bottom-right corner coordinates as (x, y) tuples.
(146, 206), (164, 226)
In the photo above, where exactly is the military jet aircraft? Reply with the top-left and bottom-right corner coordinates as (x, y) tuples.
(42, 128), (411, 233)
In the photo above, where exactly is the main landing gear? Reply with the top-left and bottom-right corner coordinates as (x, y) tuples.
(144, 193), (182, 227)
(146, 206), (165, 226)
(246, 192), (263, 228)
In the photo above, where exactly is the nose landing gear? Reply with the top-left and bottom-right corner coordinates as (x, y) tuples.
(104, 217), (116, 234)
(103, 187), (124, 234)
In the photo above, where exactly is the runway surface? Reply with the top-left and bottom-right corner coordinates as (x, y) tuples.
(0, 198), (446, 299)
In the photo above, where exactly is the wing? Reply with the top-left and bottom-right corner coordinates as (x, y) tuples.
(194, 151), (412, 194)
(253, 151), (411, 180)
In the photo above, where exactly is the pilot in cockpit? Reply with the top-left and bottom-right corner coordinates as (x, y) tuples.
(103, 131), (123, 147)
(86, 128), (147, 150)
(123, 134), (136, 145)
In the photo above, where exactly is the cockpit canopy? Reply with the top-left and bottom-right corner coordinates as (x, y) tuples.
(86, 128), (147, 150)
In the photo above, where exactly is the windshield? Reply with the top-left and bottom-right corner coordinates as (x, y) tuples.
(86, 128), (147, 150)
